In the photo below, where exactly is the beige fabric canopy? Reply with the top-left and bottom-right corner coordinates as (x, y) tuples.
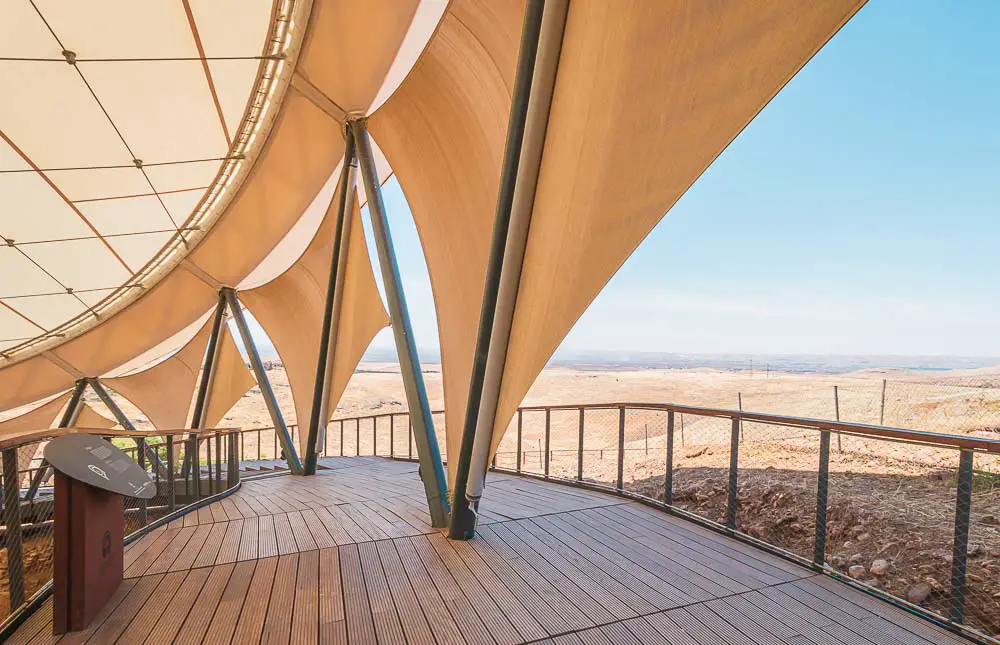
(203, 325), (256, 430)
(0, 0), (419, 414)
(486, 0), (866, 452)
(104, 316), (214, 430)
(241, 187), (388, 451)
(0, 391), (72, 472)
(369, 0), (523, 484)
(72, 402), (118, 431)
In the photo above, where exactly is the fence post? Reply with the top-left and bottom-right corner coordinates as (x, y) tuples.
(356, 419), (361, 457)
(340, 421), (344, 457)
(166, 435), (176, 512)
(408, 417), (413, 459)
(228, 432), (239, 487)
(665, 411), (674, 505)
(726, 416), (739, 530)
(879, 378), (887, 426)
(950, 450), (974, 623)
(3, 448), (25, 609)
(814, 428), (831, 569)
(137, 437), (148, 526)
(617, 407), (625, 491)
(544, 409), (551, 478)
(390, 415), (395, 458)
(577, 408), (584, 481)
(834, 385), (843, 453)
(372, 417), (377, 456)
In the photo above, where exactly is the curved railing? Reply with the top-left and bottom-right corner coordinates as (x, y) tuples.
(0, 428), (242, 638)
(323, 402), (1000, 644)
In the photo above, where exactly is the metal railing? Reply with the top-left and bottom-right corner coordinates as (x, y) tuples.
(323, 402), (1000, 644)
(0, 428), (242, 637)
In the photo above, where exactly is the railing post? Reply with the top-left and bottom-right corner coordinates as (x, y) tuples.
(950, 449), (974, 623)
(814, 428), (831, 569)
(166, 435), (176, 512)
(665, 411), (674, 505)
(372, 417), (377, 456)
(137, 438), (148, 526)
(516, 410), (523, 474)
(356, 419), (360, 457)
(206, 432), (214, 495)
(577, 408), (584, 481)
(340, 421), (344, 457)
(3, 447), (25, 609)
(228, 432), (239, 487)
(727, 416), (740, 530)
(408, 417), (413, 459)
(191, 436), (201, 501)
(215, 432), (223, 492)
(544, 409), (551, 478)
(390, 415), (395, 458)
(617, 407), (625, 491)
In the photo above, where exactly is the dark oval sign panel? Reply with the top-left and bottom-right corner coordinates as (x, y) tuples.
(44, 435), (155, 499)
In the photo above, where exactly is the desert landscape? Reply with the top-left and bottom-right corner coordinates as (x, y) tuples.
(5, 359), (1000, 632)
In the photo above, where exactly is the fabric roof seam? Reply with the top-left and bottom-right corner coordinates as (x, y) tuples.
(182, 0), (234, 146)
(0, 129), (134, 273)
(290, 72), (349, 122)
(181, 259), (225, 290)
(0, 0), (308, 366)
(41, 350), (84, 379)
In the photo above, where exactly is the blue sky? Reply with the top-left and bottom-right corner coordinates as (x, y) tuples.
(249, 0), (1000, 361)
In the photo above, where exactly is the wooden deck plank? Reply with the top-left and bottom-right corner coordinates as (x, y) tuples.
(85, 574), (163, 644)
(374, 539), (437, 644)
(291, 550), (319, 645)
(203, 560), (257, 645)
(318, 547), (348, 645)
(115, 570), (187, 645)
(258, 513), (279, 558)
(53, 578), (137, 645)
(232, 557), (279, 644)
(173, 563), (234, 645)
(357, 541), (406, 645)
(192, 522), (228, 569)
(142, 569), (210, 644)
(339, 544), (377, 645)
(261, 553), (298, 645)
(216, 519), (245, 564)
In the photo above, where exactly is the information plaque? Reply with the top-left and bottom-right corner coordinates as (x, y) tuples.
(44, 434), (155, 634)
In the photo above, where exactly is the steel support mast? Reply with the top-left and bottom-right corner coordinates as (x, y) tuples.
(352, 119), (450, 527)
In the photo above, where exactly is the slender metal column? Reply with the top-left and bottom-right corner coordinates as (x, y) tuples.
(814, 428), (831, 569)
(184, 290), (227, 478)
(26, 379), (87, 501)
(665, 411), (675, 505)
(727, 417), (740, 530)
(352, 119), (449, 528)
(90, 378), (167, 477)
(305, 129), (358, 474)
(166, 435), (176, 512)
(3, 448), (25, 609)
(950, 450), (974, 623)
(223, 288), (303, 474)
(450, 0), (566, 539)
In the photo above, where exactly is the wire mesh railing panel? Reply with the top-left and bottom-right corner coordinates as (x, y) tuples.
(621, 409), (669, 499)
(735, 421), (819, 561)
(823, 439), (958, 622)
(579, 408), (618, 488)
(548, 409), (582, 479)
(494, 414), (520, 471)
(964, 452), (1000, 636)
(670, 413), (734, 524)
(517, 410), (548, 476)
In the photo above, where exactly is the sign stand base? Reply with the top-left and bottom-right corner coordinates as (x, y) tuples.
(52, 472), (125, 635)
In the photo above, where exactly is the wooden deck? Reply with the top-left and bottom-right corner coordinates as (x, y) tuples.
(8, 457), (969, 644)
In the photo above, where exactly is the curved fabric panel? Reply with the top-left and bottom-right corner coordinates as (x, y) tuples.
(297, 0), (419, 116)
(203, 325), (256, 430)
(490, 0), (866, 450)
(0, 40), (349, 413)
(72, 402), (117, 430)
(104, 316), (213, 431)
(0, 391), (71, 472)
(242, 190), (388, 452)
(368, 0), (524, 485)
